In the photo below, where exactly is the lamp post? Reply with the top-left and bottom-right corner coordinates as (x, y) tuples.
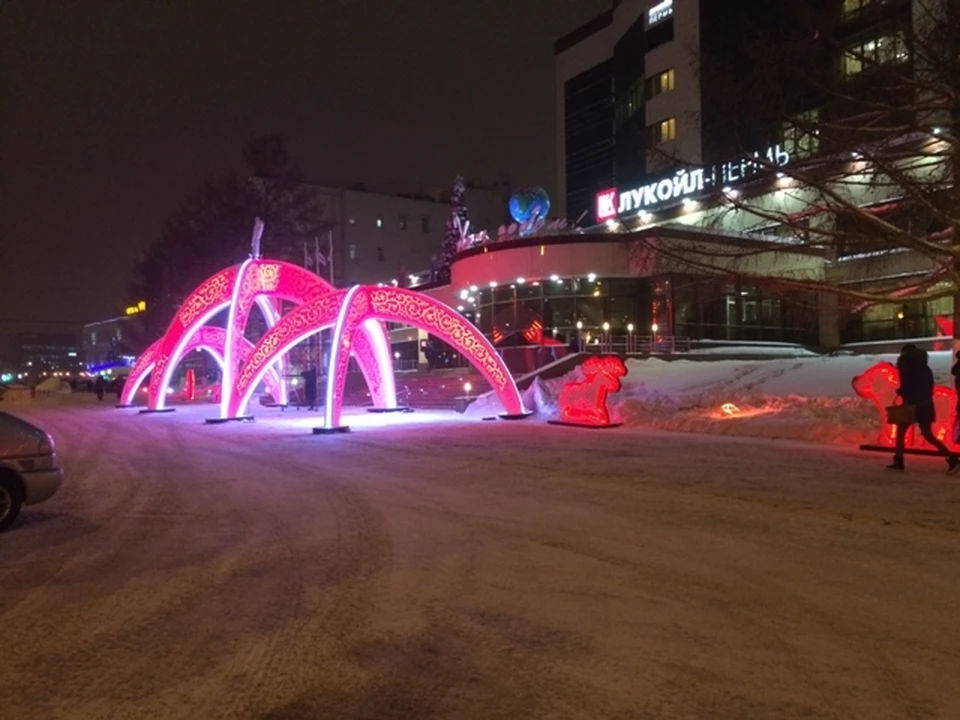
(464, 381), (472, 399)
(627, 323), (634, 354)
(394, 351), (401, 372)
(602, 322), (610, 353)
(576, 320), (583, 353)
(651, 323), (659, 354)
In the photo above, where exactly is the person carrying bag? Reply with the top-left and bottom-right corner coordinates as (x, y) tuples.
(888, 344), (959, 472)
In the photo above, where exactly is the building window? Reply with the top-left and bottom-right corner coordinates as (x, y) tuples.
(376, 214), (383, 228)
(615, 79), (643, 129)
(399, 214), (407, 231)
(646, 68), (675, 99)
(651, 117), (677, 145)
(377, 247), (385, 262)
(91, 332), (97, 345)
(782, 109), (821, 160)
(348, 244), (357, 260)
(841, 31), (909, 78)
(842, 0), (880, 17)
(421, 216), (430, 233)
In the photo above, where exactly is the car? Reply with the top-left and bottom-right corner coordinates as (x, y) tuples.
(0, 411), (63, 532)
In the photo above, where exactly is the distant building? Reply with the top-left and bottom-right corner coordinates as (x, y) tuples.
(16, 333), (81, 372)
(253, 180), (507, 288)
(82, 315), (137, 367)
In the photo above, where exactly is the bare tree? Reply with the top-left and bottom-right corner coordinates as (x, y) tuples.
(634, 0), (960, 347)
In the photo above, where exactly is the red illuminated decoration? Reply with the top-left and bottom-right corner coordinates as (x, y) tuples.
(852, 361), (957, 449)
(184, 368), (196, 401)
(553, 355), (627, 428)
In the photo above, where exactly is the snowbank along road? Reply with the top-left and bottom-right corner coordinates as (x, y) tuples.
(1, 399), (959, 719)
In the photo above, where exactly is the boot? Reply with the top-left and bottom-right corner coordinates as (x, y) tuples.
(887, 460), (905, 471)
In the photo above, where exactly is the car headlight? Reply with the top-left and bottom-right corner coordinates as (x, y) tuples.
(38, 435), (54, 455)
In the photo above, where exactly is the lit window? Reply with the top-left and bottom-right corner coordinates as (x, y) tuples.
(376, 214), (383, 228)
(841, 31), (909, 78)
(421, 216), (430, 232)
(349, 244), (357, 260)
(651, 117), (677, 145)
(377, 247), (385, 262)
(399, 214), (407, 230)
(647, 68), (675, 98)
(842, 0), (877, 16)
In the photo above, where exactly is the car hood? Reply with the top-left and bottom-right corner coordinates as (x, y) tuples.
(0, 412), (49, 458)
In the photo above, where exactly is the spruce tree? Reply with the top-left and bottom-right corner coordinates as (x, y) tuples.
(437, 176), (470, 284)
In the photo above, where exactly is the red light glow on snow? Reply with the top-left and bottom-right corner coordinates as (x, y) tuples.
(557, 355), (627, 427)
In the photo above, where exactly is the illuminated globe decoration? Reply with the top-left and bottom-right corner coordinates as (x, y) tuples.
(509, 186), (551, 225)
(120, 258), (527, 430)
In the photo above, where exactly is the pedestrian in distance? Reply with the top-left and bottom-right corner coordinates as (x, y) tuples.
(301, 366), (318, 411)
(94, 374), (106, 402)
(888, 344), (960, 472)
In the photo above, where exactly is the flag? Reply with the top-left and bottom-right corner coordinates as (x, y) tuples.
(315, 237), (327, 267)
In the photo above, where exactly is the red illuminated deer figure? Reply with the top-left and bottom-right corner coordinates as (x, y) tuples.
(557, 355), (627, 427)
(852, 361), (957, 449)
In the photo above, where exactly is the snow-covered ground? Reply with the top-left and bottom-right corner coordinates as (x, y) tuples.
(2, 399), (959, 718)
(469, 351), (959, 447)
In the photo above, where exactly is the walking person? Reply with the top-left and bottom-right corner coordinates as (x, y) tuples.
(301, 366), (318, 411)
(94, 374), (106, 402)
(889, 344), (959, 471)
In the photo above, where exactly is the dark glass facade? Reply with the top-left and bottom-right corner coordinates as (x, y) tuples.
(564, 60), (615, 225)
(470, 275), (820, 346)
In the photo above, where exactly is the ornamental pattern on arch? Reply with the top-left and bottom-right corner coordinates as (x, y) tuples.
(368, 289), (509, 392)
(177, 270), (234, 327)
(233, 292), (344, 399)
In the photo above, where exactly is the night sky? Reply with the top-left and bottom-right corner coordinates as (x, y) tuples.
(1, 0), (606, 335)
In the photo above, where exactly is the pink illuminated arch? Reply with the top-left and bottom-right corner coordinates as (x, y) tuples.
(132, 259), (394, 417)
(229, 289), (398, 419)
(120, 327), (285, 406)
(323, 287), (524, 428)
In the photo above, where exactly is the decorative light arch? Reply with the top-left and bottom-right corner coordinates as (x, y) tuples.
(239, 286), (526, 430)
(128, 259), (395, 416)
(120, 327), (285, 406)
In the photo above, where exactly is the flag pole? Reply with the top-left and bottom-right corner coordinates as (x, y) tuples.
(328, 229), (334, 285)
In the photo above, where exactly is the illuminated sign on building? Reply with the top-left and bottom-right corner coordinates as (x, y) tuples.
(125, 300), (147, 316)
(647, 0), (673, 26)
(595, 144), (791, 221)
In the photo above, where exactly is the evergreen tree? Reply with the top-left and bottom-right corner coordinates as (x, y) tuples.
(437, 176), (470, 284)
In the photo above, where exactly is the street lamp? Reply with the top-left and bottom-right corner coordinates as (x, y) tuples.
(464, 381), (472, 398)
(575, 320), (583, 352)
(651, 323), (659, 355)
(627, 323), (634, 354)
(602, 322), (610, 353)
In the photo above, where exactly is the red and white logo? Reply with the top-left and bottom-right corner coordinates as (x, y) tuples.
(595, 188), (618, 222)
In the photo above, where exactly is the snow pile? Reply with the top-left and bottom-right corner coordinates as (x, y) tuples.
(473, 351), (959, 446)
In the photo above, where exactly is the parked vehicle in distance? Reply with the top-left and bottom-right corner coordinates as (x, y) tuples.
(0, 412), (63, 532)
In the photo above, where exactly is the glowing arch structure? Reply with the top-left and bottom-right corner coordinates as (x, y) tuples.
(124, 259), (395, 416)
(120, 328), (286, 406)
(238, 286), (526, 429)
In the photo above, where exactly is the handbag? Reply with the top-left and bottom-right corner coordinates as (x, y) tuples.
(885, 403), (915, 425)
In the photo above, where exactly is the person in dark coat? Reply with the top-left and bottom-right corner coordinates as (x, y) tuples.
(890, 344), (959, 471)
(301, 366), (318, 411)
(94, 374), (106, 402)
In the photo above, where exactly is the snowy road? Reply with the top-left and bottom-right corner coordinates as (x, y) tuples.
(2, 400), (959, 719)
